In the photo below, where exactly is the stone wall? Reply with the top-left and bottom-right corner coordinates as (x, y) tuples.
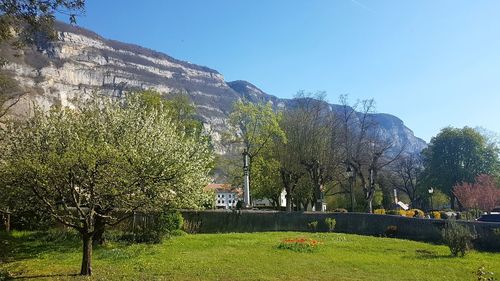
(181, 210), (500, 251)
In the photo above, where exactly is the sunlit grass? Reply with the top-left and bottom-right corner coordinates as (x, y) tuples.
(1, 231), (499, 280)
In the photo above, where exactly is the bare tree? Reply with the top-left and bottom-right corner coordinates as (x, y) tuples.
(388, 153), (424, 207)
(337, 95), (405, 213)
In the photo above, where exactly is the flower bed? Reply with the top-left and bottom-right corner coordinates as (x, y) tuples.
(277, 237), (321, 252)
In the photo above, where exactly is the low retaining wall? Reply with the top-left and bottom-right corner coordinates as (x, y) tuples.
(181, 210), (500, 251)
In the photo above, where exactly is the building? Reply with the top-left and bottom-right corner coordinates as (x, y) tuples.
(253, 189), (287, 208)
(206, 184), (241, 209)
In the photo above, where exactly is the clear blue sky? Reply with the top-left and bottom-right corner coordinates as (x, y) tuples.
(65, 0), (500, 142)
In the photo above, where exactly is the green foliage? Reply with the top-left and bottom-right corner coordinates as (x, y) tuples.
(458, 209), (482, 221)
(332, 208), (348, 213)
(442, 221), (475, 257)
(431, 189), (450, 210)
(228, 100), (285, 157)
(324, 218), (336, 232)
(120, 210), (185, 244)
(156, 210), (184, 235)
(251, 157), (283, 207)
(373, 209), (385, 215)
(422, 127), (500, 207)
(307, 221), (318, 232)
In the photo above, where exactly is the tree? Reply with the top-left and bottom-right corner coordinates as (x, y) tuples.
(0, 0), (85, 118)
(0, 0), (85, 50)
(251, 153), (283, 208)
(227, 100), (285, 204)
(453, 174), (500, 212)
(388, 153), (424, 207)
(290, 92), (342, 212)
(422, 127), (500, 209)
(0, 92), (214, 275)
(336, 95), (406, 213)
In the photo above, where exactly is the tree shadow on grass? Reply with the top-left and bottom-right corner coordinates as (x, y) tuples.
(11, 273), (79, 280)
(0, 231), (80, 263)
(403, 249), (455, 260)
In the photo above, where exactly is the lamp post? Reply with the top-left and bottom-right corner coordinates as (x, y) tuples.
(346, 165), (355, 212)
(242, 149), (250, 208)
(428, 187), (434, 211)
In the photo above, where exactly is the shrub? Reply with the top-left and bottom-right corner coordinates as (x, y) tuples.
(458, 209), (482, 221)
(123, 210), (185, 244)
(373, 209), (385, 215)
(332, 208), (348, 213)
(385, 225), (398, 238)
(277, 238), (321, 253)
(429, 211), (441, 219)
(406, 209), (425, 218)
(324, 218), (336, 232)
(442, 221), (475, 257)
(0, 268), (12, 281)
(308, 221), (318, 232)
(475, 265), (496, 281)
(386, 210), (406, 216)
(156, 210), (184, 235)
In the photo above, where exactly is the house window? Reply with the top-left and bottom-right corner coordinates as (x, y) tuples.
(222, 194), (225, 198)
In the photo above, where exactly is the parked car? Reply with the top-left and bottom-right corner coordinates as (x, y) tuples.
(477, 214), (500, 222)
(490, 207), (500, 214)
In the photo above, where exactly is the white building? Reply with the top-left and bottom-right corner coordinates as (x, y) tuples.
(206, 184), (241, 209)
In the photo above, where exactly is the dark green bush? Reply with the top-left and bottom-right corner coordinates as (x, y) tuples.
(458, 209), (482, 221)
(156, 210), (184, 235)
(442, 221), (475, 257)
(122, 210), (184, 244)
(385, 225), (398, 238)
(307, 221), (318, 232)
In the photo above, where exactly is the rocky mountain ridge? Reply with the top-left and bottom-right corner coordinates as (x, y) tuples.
(1, 22), (426, 154)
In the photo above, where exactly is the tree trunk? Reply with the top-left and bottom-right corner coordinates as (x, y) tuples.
(285, 190), (292, 212)
(80, 234), (93, 276)
(5, 213), (10, 232)
(450, 192), (456, 210)
(349, 176), (356, 212)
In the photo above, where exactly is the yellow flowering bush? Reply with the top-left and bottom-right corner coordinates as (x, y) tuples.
(374, 209), (386, 215)
(430, 211), (441, 219)
(406, 209), (425, 218)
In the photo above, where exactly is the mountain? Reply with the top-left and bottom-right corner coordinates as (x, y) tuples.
(0, 22), (426, 154)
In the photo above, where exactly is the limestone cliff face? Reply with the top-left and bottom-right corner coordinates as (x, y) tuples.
(1, 22), (426, 154)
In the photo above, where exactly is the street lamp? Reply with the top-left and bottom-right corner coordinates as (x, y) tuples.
(428, 187), (434, 211)
(242, 149), (250, 208)
(346, 165), (355, 212)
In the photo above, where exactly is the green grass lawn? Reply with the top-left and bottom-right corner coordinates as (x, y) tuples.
(1, 231), (499, 281)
